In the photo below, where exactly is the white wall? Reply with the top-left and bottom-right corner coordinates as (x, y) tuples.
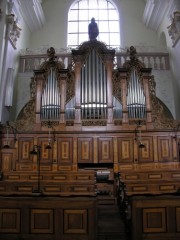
(157, 1), (180, 119)
(9, 2), (32, 121)
(29, 0), (162, 50)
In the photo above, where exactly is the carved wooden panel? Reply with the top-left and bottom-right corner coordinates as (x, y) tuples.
(158, 136), (172, 162)
(138, 137), (153, 163)
(132, 196), (180, 240)
(1, 152), (13, 171)
(64, 209), (87, 234)
(57, 138), (73, 164)
(78, 137), (93, 163)
(98, 138), (113, 163)
(0, 197), (97, 239)
(30, 209), (54, 233)
(0, 209), (20, 233)
(117, 138), (133, 163)
(143, 208), (166, 233)
(19, 137), (34, 162)
(38, 138), (53, 163)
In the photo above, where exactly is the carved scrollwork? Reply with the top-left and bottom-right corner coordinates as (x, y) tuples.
(66, 70), (75, 104)
(72, 40), (115, 68)
(123, 46), (145, 87)
(151, 95), (174, 129)
(15, 99), (36, 131)
(82, 120), (107, 126)
(38, 47), (65, 90)
(112, 70), (121, 103)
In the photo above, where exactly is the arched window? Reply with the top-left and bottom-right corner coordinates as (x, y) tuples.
(67, 0), (120, 49)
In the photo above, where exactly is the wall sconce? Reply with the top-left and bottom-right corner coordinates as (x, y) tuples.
(30, 145), (42, 195)
(45, 121), (56, 150)
(135, 120), (146, 149)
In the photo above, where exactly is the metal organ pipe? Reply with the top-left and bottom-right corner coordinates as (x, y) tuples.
(41, 67), (60, 120)
(127, 69), (146, 119)
(81, 50), (107, 119)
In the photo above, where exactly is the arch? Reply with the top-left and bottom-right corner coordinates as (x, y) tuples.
(67, 0), (120, 48)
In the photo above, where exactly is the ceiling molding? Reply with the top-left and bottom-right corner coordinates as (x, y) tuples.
(18, 0), (45, 32)
(142, 0), (175, 31)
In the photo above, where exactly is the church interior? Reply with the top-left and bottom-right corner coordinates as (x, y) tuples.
(0, 0), (180, 239)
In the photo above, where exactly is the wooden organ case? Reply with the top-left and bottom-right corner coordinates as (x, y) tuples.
(0, 41), (180, 240)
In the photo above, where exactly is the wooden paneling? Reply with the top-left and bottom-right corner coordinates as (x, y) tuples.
(30, 209), (54, 233)
(1, 152), (13, 171)
(0, 171), (96, 196)
(131, 195), (180, 240)
(19, 137), (34, 162)
(120, 169), (180, 195)
(117, 138), (133, 163)
(139, 137), (153, 163)
(64, 209), (87, 234)
(0, 208), (20, 233)
(98, 138), (113, 163)
(57, 138), (73, 164)
(78, 137), (93, 163)
(158, 136), (172, 162)
(0, 197), (97, 240)
(143, 208), (166, 233)
(38, 138), (53, 163)
(1, 132), (179, 174)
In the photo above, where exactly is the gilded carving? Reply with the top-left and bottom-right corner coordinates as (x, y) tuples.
(112, 70), (121, 103)
(66, 70), (75, 104)
(72, 40), (115, 68)
(123, 46), (145, 87)
(82, 120), (107, 126)
(38, 47), (65, 90)
(15, 99), (35, 131)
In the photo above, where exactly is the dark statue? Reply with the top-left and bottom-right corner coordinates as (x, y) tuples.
(88, 18), (99, 40)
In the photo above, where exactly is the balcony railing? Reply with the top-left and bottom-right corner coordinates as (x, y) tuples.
(19, 50), (169, 73)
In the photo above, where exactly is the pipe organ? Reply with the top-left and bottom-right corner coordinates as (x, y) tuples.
(0, 41), (180, 240)
(81, 48), (107, 120)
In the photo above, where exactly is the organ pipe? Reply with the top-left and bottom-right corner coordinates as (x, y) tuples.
(127, 69), (146, 119)
(81, 49), (107, 119)
(41, 67), (60, 120)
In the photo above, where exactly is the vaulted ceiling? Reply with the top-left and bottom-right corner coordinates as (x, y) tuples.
(15, 0), (176, 33)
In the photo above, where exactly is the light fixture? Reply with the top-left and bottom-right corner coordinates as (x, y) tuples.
(139, 142), (146, 148)
(3, 144), (10, 149)
(46, 123), (52, 149)
(45, 143), (52, 150)
(45, 121), (56, 150)
(135, 120), (146, 149)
